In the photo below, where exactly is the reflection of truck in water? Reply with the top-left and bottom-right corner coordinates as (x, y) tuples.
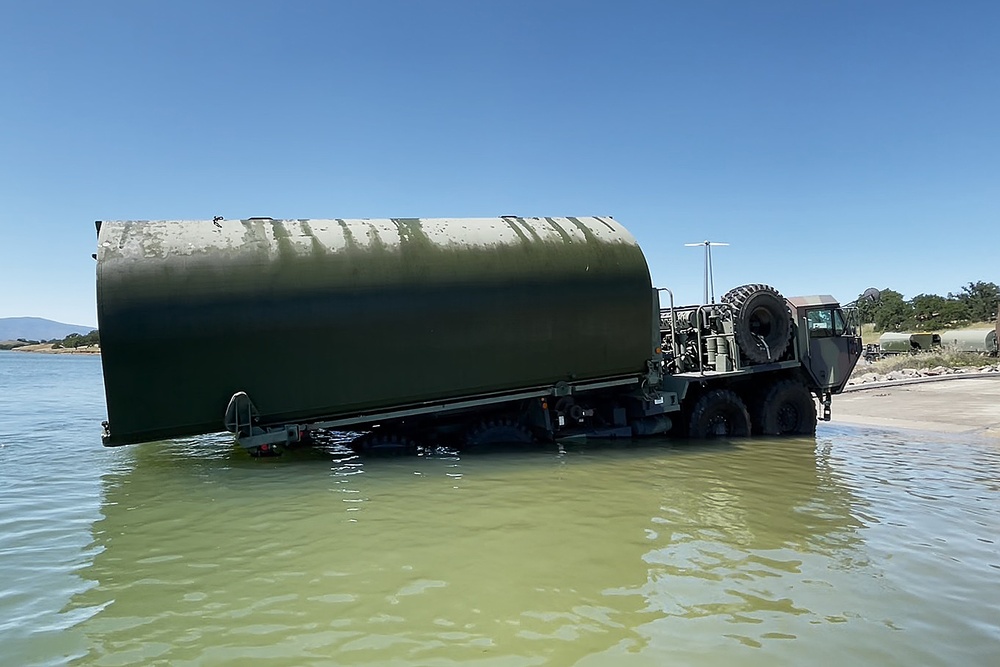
(95, 217), (864, 455)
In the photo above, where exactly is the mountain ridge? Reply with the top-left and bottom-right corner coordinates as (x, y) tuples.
(0, 317), (97, 341)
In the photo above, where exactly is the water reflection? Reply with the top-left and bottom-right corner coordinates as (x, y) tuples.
(67, 436), (883, 665)
(6, 353), (998, 665)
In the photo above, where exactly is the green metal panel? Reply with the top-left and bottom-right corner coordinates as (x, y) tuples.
(878, 332), (942, 353)
(878, 332), (915, 353)
(97, 217), (656, 445)
(940, 329), (998, 354)
(785, 298), (861, 392)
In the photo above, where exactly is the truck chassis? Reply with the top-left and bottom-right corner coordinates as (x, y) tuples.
(221, 285), (860, 456)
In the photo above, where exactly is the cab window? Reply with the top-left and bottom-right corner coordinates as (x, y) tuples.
(806, 308), (846, 337)
(832, 309), (847, 335)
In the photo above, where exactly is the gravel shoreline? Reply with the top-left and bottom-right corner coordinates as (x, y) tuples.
(846, 362), (1000, 389)
(7, 343), (100, 355)
(834, 372), (1000, 436)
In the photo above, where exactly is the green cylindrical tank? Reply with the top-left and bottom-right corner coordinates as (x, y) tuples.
(97, 217), (657, 445)
(940, 329), (998, 354)
(877, 332), (915, 354)
(878, 332), (940, 354)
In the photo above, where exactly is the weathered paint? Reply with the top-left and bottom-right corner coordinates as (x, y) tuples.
(788, 296), (861, 392)
(97, 217), (656, 446)
(786, 295), (839, 309)
(879, 332), (941, 353)
(939, 329), (998, 354)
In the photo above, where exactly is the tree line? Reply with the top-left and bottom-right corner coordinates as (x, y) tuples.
(854, 281), (999, 331)
(53, 330), (101, 349)
(1, 329), (100, 350)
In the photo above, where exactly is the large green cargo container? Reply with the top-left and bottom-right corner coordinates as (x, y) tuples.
(877, 332), (941, 354)
(940, 329), (998, 355)
(97, 217), (657, 446)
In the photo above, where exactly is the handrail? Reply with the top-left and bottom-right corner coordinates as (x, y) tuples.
(655, 289), (740, 374)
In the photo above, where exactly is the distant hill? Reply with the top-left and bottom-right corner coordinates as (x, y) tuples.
(0, 317), (96, 342)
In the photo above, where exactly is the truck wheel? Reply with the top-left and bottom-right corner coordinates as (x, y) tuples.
(351, 432), (418, 456)
(687, 389), (751, 438)
(722, 284), (793, 364)
(755, 380), (817, 436)
(463, 419), (534, 450)
(247, 443), (282, 458)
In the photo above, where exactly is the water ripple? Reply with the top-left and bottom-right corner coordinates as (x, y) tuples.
(2, 353), (1000, 665)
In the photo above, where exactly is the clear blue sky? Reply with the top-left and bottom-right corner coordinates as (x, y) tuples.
(1, 1), (997, 328)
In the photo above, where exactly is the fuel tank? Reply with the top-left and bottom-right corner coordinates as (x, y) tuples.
(97, 217), (657, 445)
(940, 328), (998, 355)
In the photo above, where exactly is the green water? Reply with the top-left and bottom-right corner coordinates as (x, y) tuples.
(1, 351), (998, 665)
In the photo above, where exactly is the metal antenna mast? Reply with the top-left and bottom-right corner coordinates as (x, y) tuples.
(684, 240), (729, 303)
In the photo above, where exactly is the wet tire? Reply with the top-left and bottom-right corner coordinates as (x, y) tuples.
(754, 380), (817, 436)
(722, 284), (793, 364)
(687, 389), (751, 438)
(463, 419), (534, 450)
(247, 443), (282, 458)
(351, 432), (418, 456)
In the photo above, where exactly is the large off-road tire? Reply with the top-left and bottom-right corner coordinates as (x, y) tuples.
(463, 418), (534, 451)
(753, 380), (817, 436)
(722, 283), (793, 365)
(351, 431), (419, 456)
(687, 389), (752, 438)
(247, 443), (282, 458)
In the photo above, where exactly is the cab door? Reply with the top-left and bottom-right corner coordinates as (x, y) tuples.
(802, 307), (862, 392)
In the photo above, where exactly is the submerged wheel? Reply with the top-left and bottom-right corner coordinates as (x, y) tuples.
(687, 389), (751, 438)
(754, 380), (817, 436)
(463, 419), (534, 450)
(351, 432), (419, 456)
(722, 284), (793, 364)
(247, 443), (282, 458)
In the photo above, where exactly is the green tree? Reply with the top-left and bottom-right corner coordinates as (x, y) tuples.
(951, 281), (1000, 323)
(909, 293), (968, 330)
(53, 330), (100, 349)
(873, 289), (911, 331)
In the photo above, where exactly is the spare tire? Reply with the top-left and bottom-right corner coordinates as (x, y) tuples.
(722, 283), (793, 364)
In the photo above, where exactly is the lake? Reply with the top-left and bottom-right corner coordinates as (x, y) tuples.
(1, 350), (998, 665)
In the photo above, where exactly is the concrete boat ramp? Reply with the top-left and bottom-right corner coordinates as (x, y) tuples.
(831, 374), (1000, 438)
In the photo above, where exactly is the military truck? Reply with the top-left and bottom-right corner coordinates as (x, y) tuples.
(95, 217), (863, 455)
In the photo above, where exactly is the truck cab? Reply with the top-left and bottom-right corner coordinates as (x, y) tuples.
(787, 296), (862, 394)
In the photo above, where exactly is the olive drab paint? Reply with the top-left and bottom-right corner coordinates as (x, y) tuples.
(786, 295), (862, 394)
(939, 329), (998, 355)
(96, 217), (657, 446)
(96, 216), (866, 450)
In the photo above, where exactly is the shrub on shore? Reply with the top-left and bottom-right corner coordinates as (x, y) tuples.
(51, 330), (100, 349)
